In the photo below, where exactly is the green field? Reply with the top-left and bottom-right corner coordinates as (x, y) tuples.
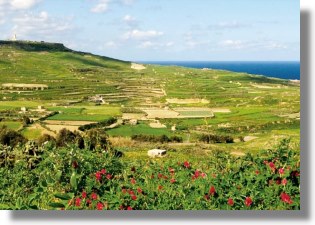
(107, 123), (172, 137)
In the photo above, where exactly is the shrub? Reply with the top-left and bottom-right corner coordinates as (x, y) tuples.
(0, 126), (27, 147)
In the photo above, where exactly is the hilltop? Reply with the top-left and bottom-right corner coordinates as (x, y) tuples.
(0, 41), (300, 155)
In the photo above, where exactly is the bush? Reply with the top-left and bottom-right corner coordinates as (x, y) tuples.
(37, 134), (56, 146)
(0, 126), (27, 147)
(199, 134), (234, 144)
(131, 134), (183, 143)
(85, 129), (109, 151)
(78, 117), (117, 131)
(56, 129), (84, 149)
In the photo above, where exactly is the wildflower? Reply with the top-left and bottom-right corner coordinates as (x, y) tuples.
(169, 167), (175, 173)
(170, 178), (176, 184)
(128, 190), (135, 195)
(127, 206), (133, 210)
(280, 192), (293, 204)
(131, 195), (137, 201)
(255, 170), (260, 175)
(150, 174), (155, 179)
(209, 186), (216, 196)
(130, 178), (136, 185)
(95, 171), (102, 181)
(194, 170), (200, 178)
(158, 173), (163, 179)
(100, 169), (106, 174)
(183, 161), (190, 168)
(158, 185), (163, 190)
(75, 198), (81, 207)
(82, 191), (87, 199)
(201, 172), (207, 178)
(137, 188), (143, 194)
(86, 199), (92, 205)
(227, 198), (234, 206)
(122, 188), (127, 194)
(279, 168), (285, 175)
(245, 197), (253, 207)
(269, 162), (275, 171)
(91, 192), (97, 200)
(275, 177), (282, 185)
(204, 195), (210, 200)
(282, 178), (287, 186)
(106, 174), (112, 180)
(97, 202), (104, 210)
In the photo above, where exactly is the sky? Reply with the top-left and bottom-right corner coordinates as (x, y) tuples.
(0, 0), (300, 61)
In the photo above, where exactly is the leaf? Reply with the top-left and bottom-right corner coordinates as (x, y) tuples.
(70, 172), (77, 191)
(48, 202), (65, 208)
(54, 193), (72, 200)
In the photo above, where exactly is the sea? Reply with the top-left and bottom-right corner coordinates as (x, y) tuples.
(140, 61), (300, 80)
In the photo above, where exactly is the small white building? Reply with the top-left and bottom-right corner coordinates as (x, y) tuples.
(148, 149), (167, 158)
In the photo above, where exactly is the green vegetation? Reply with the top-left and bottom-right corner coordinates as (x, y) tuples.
(0, 41), (300, 210)
(107, 123), (172, 137)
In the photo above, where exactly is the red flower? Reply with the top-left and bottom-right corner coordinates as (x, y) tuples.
(122, 188), (127, 194)
(279, 168), (285, 175)
(169, 167), (175, 173)
(158, 185), (163, 190)
(100, 169), (106, 174)
(82, 191), (87, 199)
(158, 173), (163, 179)
(97, 202), (104, 210)
(86, 199), (92, 205)
(282, 178), (287, 186)
(106, 174), (112, 180)
(255, 170), (260, 175)
(183, 161), (190, 168)
(245, 197), (253, 207)
(75, 198), (81, 207)
(269, 162), (275, 169)
(130, 178), (136, 185)
(150, 174), (155, 179)
(194, 170), (200, 178)
(209, 186), (216, 196)
(131, 195), (137, 201)
(280, 192), (293, 204)
(212, 173), (217, 178)
(227, 198), (234, 206)
(201, 172), (207, 178)
(95, 171), (102, 181)
(127, 206), (133, 210)
(91, 192), (98, 200)
(170, 178), (176, 184)
(137, 188), (143, 194)
(204, 195), (210, 200)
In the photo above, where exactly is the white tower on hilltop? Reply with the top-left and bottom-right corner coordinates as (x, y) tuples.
(12, 34), (17, 41)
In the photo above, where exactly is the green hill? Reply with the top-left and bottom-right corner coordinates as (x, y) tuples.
(0, 40), (300, 153)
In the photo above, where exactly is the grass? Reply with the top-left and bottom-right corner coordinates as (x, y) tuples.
(107, 123), (172, 137)
(21, 128), (42, 140)
(0, 121), (22, 130)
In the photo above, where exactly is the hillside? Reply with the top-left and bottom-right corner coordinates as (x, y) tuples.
(0, 41), (300, 155)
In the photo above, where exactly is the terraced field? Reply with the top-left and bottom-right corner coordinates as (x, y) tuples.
(0, 41), (300, 154)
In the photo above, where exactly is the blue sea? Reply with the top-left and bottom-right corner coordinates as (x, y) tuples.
(140, 61), (300, 80)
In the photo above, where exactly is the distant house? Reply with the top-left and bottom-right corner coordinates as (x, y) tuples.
(89, 95), (104, 104)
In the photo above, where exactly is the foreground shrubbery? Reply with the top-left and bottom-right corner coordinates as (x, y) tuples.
(0, 137), (300, 210)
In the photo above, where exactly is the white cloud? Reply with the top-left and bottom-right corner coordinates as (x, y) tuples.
(123, 29), (163, 40)
(209, 21), (249, 30)
(0, 0), (41, 10)
(219, 40), (246, 49)
(139, 41), (174, 49)
(10, 0), (41, 10)
(91, 0), (110, 13)
(123, 14), (135, 22)
(219, 39), (288, 51)
(104, 41), (117, 48)
(11, 11), (73, 39)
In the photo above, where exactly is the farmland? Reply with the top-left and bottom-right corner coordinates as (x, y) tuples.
(0, 41), (300, 210)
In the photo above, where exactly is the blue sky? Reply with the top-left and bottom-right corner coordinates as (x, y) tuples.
(0, 0), (300, 61)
